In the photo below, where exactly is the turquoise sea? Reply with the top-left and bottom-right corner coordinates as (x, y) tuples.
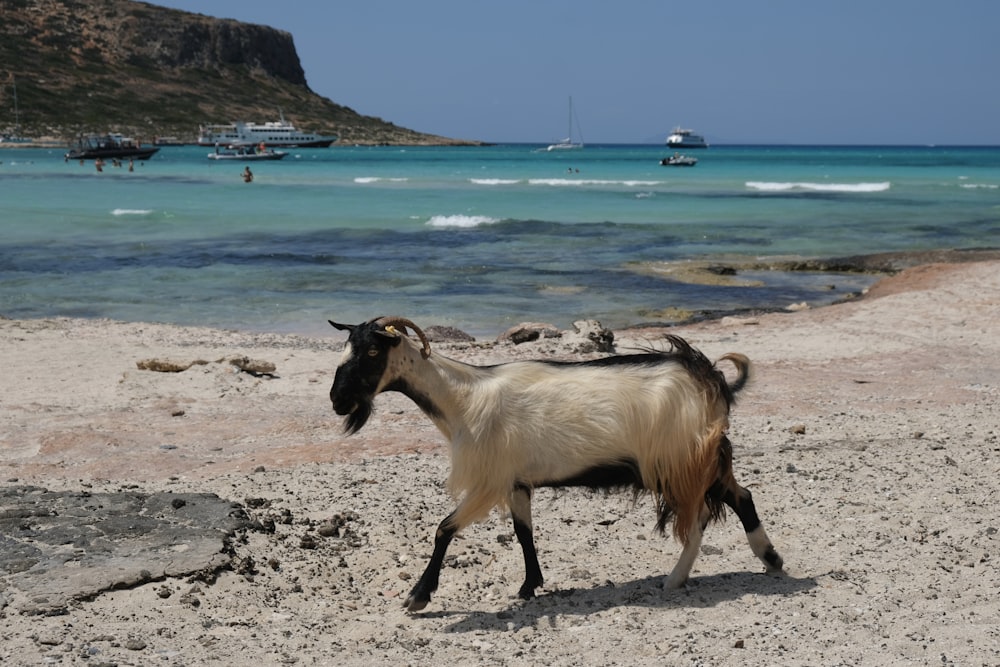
(1, 144), (998, 337)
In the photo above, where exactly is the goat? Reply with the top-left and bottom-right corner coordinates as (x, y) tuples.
(328, 316), (783, 612)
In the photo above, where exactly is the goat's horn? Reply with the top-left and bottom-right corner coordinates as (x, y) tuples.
(374, 316), (431, 359)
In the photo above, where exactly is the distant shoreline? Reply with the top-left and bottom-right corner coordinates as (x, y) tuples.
(1, 136), (492, 150)
(6, 140), (1000, 150)
(0, 138), (66, 149)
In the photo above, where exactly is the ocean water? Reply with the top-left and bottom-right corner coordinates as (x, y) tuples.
(1, 144), (998, 337)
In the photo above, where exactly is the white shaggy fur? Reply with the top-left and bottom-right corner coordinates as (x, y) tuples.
(370, 333), (727, 538)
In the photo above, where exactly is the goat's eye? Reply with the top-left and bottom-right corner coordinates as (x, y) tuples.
(367, 346), (379, 357)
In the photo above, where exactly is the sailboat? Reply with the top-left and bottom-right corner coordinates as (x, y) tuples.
(546, 96), (584, 151)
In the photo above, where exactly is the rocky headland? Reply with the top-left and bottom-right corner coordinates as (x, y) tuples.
(0, 0), (482, 145)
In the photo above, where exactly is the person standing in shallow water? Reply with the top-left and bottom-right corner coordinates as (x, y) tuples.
(242, 166), (253, 183)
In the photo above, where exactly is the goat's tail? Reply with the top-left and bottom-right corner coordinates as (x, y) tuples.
(716, 352), (751, 397)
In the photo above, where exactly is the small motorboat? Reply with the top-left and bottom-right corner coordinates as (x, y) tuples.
(660, 153), (698, 167)
(207, 143), (288, 161)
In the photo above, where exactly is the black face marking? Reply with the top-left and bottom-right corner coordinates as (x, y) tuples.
(329, 318), (401, 434)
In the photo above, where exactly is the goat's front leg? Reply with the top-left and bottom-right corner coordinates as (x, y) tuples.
(665, 504), (708, 589)
(405, 511), (458, 612)
(509, 483), (544, 599)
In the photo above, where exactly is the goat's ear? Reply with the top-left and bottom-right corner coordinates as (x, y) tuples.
(328, 320), (355, 332)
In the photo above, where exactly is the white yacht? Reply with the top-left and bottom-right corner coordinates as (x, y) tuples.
(666, 127), (708, 149)
(198, 112), (337, 148)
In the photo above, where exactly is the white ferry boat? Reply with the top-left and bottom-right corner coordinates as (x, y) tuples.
(665, 127), (708, 149)
(198, 113), (337, 148)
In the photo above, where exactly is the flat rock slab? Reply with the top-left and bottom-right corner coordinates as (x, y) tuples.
(0, 486), (250, 615)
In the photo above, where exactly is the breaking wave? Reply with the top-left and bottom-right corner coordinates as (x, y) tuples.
(745, 181), (891, 193)
(469, 178), (521, 185)
(111, 208), (154, 216)
(425, 214), (501, 228)
(528, 178), (660, 187)
(354, 177), (409, 184)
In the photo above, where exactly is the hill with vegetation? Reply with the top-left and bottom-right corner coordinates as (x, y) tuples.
(0, 0), (481, 145)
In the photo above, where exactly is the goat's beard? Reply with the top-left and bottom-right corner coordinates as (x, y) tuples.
(342, 399), (373, 435)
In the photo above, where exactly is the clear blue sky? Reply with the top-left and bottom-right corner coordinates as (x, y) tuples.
(153, 1), (998, 145)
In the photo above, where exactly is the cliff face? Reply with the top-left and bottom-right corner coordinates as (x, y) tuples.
(0, 0), (477, 145)
(124, 13), (308, 85)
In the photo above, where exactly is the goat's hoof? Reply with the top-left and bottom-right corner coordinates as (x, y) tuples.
(517, 576), (543, 600)
(764, 547), (784, 571)
(403, 595), (429, 612)
(516, 586), (537, 600)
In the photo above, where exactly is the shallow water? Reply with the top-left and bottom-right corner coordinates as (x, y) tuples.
(2, 144), (998, 336)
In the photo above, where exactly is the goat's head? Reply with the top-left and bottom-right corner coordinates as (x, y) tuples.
(328, 316), (431, 434)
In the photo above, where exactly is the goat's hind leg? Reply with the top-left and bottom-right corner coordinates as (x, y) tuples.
(712, 477), (783, 573)
(405, 510), (459, 612)
(726, 482), (783, 571)
(509, 483), (544, 599)
(709, 435), (783, 573)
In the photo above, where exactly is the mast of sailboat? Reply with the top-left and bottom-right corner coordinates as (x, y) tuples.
(563, 96), (583, 147)
(570, 96), (584, 147)
(566, 96), (572, 142)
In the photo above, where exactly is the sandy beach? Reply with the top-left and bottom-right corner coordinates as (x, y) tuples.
(2, 260), (998, 666)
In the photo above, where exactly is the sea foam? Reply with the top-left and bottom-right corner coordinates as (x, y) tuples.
(111, 208), (154, 216)
(469, 178), (521, 185)
(426, 214), (500, 228)
(354, 177), (409, 184)
(746, 181), (891, 193)
(528, 178), (660, 187)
